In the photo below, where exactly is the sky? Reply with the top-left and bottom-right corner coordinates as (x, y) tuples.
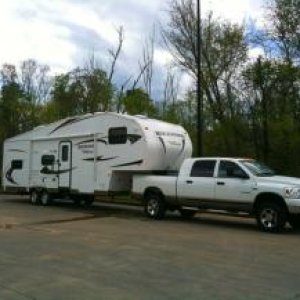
(0, 0), (265, 99)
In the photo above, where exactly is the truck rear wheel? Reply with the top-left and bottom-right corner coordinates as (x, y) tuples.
(145, 194), (166, 220)
(256, 202), (287, 232)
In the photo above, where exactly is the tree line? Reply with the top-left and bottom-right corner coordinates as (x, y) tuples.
(1, 0), (300, 177)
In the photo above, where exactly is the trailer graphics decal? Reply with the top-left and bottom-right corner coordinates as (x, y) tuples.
(179, 139), (186, 154)
(40, 166), (76, 175)
(77, 139), (107, 147)
(5, 167), (17, 185)
(112, 160), (143, 167)
(83, 156), (118, 162)
(49, 117), (80, 134)
(50, 114), (96, 134)
(8, 149), (27, 153)
(158, 137), (166, 154)
(77, 134), (142, 150)
(127, 134), (142, 144)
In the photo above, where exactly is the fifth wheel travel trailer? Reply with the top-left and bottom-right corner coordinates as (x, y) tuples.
(2, 112), (192, 205)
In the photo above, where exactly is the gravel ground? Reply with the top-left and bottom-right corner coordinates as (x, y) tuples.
(0, 194), (300, 300)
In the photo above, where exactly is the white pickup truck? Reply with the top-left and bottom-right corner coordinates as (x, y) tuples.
(132, 157), (300, 232)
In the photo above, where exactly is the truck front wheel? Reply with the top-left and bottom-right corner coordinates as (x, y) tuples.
(256, 202), (287, 232)
(145, 194), (166, 220)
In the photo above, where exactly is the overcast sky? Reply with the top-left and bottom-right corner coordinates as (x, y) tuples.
(0, 0), (264, 99)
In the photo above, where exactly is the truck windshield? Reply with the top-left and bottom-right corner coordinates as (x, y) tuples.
(240, 160), (275, 177)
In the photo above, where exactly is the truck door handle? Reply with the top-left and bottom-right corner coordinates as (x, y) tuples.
(186, 180), (193, 184)
(217, 181), (225, 186)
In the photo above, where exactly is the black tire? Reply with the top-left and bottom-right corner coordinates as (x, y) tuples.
(289, 215), (300, 230)
(144, 193), (166, 220)
(30, 190), (40, 205)
(179, 209), (197, 219)
(40, 190), (52, 206)
(73, 198), (82, 206)
(84, 198), (94, 206)
(72, 195), (82, 206)
(256, 202), (287, 232)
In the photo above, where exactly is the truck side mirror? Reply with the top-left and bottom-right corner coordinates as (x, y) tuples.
(239, 173), (250, 180)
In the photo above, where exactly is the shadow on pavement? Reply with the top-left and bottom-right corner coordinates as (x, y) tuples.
(2, 196), (298, 235)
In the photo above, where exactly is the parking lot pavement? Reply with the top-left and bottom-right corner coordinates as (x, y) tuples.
(1, 195), (300, 300)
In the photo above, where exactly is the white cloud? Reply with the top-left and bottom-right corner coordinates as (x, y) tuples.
(0, 0), (76, 73)
(203, 0), (264, 27)
(154, 49), (173, 66)
(249, 47), (265, 61)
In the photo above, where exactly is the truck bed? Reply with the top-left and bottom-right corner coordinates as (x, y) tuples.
(132, 174), (177, 199)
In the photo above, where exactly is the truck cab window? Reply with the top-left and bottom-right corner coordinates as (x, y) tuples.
(108, 127), (127, 144)
(190, 160), (216, 177)
(41, 155), (55, 166)
(218, 161), (247, 178)
(11, 160), (23, 169)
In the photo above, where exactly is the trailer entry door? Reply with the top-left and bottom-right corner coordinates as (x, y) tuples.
(59, 141), (72, 189)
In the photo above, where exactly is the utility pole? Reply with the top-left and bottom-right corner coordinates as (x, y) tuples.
(196, 0), (203, 156)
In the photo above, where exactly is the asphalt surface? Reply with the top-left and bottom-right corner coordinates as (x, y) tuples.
(0, 194), (300, 300)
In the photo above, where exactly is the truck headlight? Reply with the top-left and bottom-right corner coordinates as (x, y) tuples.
(284, 187), (300, 199)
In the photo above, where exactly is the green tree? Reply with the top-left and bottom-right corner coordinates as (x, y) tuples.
(242, 57), (300, 170)
(0, 64), (23, 174)
(0, 64), (23, 138)
(49, 66), (113, 120)
(122, 88), (157, 117)
(163, 0), (248, 153)
(19, 59), (52, 129)
(51, 72), (80, 119)
(267, 0), (300, 62)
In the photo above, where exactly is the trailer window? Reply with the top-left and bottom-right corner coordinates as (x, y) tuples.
(61, 145), (69, 162)
(190, 160), (216, 177)
(41, 155), (55, 166)
(108, 127), (127, 144)
(11, 160), (23, 169)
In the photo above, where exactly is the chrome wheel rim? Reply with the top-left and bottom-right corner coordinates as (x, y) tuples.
(260, 208), (278, 229)
(147, 199), (159, 216)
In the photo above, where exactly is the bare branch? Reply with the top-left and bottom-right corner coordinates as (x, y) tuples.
(108, 26), (124, 83)
(131, 61), (151, 90)
(141, 26), (156, 98)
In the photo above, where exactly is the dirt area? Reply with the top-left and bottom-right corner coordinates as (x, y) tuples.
(0, 194), (300, 300)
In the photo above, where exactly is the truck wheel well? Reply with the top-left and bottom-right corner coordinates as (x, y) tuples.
(253, 193), (287, 214)
(144, 187), (164, 200)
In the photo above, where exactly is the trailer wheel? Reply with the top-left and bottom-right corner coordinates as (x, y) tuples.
(40, 190), (52, 206)
(145, 194), (166, 220)
(31, 190), (40, 205)
(72, 197), (82, 206)
(84, 198), (94, 206)
(256, 202), (287, 232)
